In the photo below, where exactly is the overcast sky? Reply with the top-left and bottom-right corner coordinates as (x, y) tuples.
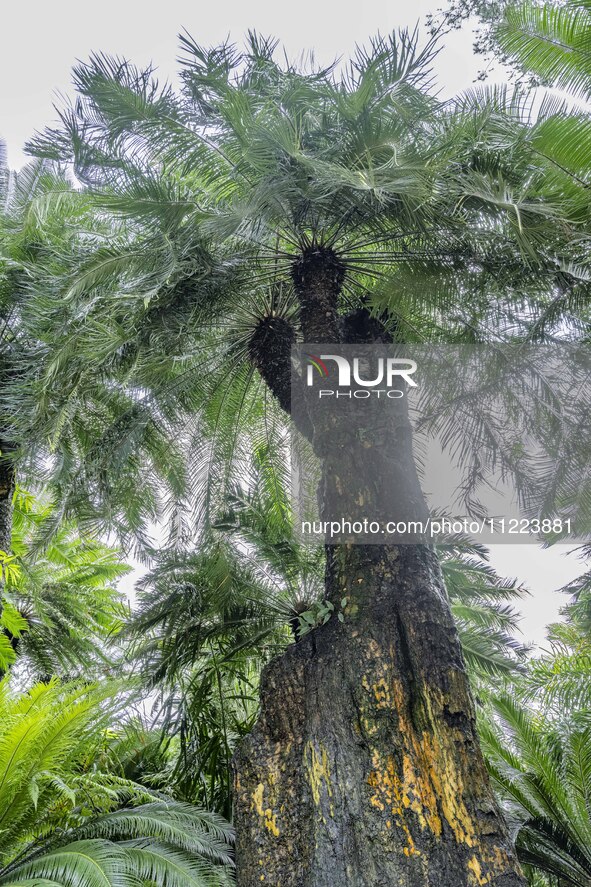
(2, 0), (586, 647)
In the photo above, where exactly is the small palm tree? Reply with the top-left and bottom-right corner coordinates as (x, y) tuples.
(0, 489), (128, 678)
(0, 678), (234, 887)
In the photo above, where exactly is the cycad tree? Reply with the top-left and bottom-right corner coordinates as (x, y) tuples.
(0, 489), (127, 678)
(0, 678), (234, 887)
(25, 30), (588, 886)
(482, 693), (591, 887)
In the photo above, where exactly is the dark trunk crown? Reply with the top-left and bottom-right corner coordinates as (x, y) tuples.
(291, 246), (346, 295)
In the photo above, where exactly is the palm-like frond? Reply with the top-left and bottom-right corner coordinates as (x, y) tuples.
(0, 151), (199, 551)
(0, 489), (127, 679)
(434, 538), (529, 680)
(482, 691), (591, 885)
(497, 2), (591, 101)
(0, 679), (233, 887)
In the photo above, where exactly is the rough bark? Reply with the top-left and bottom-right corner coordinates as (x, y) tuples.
(0, 439), (16, 628)
(0, 440), (15, 557)
(249, 316), (296, 416)
(248, 315), (313, 441)
(292, 246), (344, 344)
(236, 255), (526, 886)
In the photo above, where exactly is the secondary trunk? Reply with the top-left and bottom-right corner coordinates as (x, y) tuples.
(235, 254), (525, 886)
(0, 440), (15, 557)
(0, 440), (16, 629)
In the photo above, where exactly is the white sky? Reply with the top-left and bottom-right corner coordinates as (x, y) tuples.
(1, 0), (499, 169)
(2, 0), (586, 646)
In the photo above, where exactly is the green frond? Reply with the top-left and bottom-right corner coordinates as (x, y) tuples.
(0, 679), (233, 886)
(2, 841), (134, 887)
(0, 491), (127, 678)
(72, 803), (233, 863)
(497, 2), (591, 101)
(481, 690), (591, 884)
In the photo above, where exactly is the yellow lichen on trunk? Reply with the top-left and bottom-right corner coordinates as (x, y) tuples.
(361, 652), (515, 884)
(304, 741), (334, 819)
(252, 781), (280, 838)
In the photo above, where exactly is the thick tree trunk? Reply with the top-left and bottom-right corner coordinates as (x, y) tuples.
(236, 255), (525, 886)
(292, 246), (343, 344)
(234, 544), (524, 886)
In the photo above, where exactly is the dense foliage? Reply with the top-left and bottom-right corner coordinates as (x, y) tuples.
(0, 679), (233, 887)
(1, 6), (591, 884)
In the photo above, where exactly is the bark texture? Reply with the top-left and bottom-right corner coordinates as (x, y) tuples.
(292, 246), (343, 344)
(0, 440), (15, 557)
(238, 252), (526, 886)
(249, 316), (296, 416)
(0, 440), (16, 633)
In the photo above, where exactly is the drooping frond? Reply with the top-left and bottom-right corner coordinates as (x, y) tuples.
(497, 2), (591, 101)
(0, 678), (234, 886)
